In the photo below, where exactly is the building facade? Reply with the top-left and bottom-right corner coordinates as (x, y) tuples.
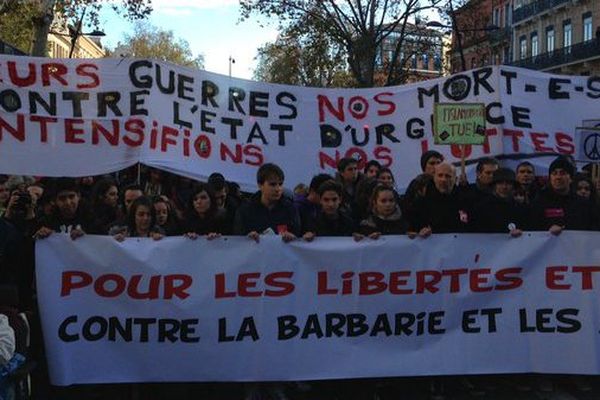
(47, 13), (105, 59)
(450, 0), (494, 72)
(510, 0), (600, 75)
(375, 24), (445, 83)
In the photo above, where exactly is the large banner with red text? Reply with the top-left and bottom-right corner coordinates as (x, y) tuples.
(1, 56), (599, 190)
(37, 232), (600, 385)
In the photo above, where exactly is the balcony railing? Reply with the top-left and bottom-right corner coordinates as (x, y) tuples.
(513, 0), (569, 24)
(487, 27), (511, 44)
(510, 38), (600, 70)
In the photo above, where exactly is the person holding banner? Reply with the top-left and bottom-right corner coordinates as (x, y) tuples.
(409, 163), (469, 236)
(182, 183), (228, 239)
(529, 156), (600, 234)
(469, 168), (527, 236)
(515, 161), (540, 205)
(33, 179), (89, 241)
(109, 196), (164, 241)
(234, 163), (300, 242)
(335, 157), (363, 217)
(301, 180), (357, 240)
(458, 157), (499, 214)
(359, 184), (409, 237)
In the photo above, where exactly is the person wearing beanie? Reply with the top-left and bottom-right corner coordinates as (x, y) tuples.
(469, 168), (528, 236)
(529, 156), (599, 234)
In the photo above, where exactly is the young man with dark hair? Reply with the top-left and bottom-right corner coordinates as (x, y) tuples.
(302, 180), (357, 240)
(335, 157), (362, 215)
(122, 184), (143, 213)
(294, 173), (333, 233)
(208, 172), (239, 233)
(530, 156), (599, 234)
(34, 178), (89, 240)
(459, 157), (499, 214)
(515, 161), (539, 204)
(234, 163), (300, 242)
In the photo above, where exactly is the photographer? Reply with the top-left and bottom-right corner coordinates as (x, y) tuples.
(1, 189), (37, 310)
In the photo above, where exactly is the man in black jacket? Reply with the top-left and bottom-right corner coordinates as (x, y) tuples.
(410, 163), (469, 235)
(530, 156), (599, 234)
(234, 163), (300, 242)
(470, 168), (528, 236)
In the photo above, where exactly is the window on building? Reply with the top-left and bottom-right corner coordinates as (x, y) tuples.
(434, 53), (442, 70)
(411, 54), (417, 69)
(505, 4), (511, 27)
(422, 54), (429, 69)
(520, 36), (527, 60)
(583, 13), (593, 42)
(563, 20), (572, 53)
(531, 32), (539, 57)
(493, 8), (500, 27)
(546, 26), (555, 52)
(471, 57), (477, 69)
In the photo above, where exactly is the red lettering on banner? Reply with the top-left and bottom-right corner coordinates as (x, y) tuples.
(555, 132), (575, 155)
(0, 114), (25, 141)
(65, 119), (85, 143)
(76, 64), (100, 89)
(7, 62), (35, 87)
(503, 129), (524, 152)
(215, 272), (295, 298)
(373, 92), (395, 116)
(123, 119), (145, 146)
(388, 271), (413, 294)
(30, 115), (57, 143)
(318, 95), (344, 122)
(546, 266), (570, 290)
(416, 270), (442, 293)
(530, 132), (552, 152)
(42, 63), (68, 86)
(470, 268), (493, 292)
(60, 271), (192, 299)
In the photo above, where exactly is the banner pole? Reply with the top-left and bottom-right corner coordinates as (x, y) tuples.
(460, 145), (467, 181)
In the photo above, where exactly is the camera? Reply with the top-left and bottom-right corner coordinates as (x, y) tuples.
(11, 190), (32, 214)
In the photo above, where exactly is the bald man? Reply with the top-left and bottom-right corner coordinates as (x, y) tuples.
(409, 163), (469, 235)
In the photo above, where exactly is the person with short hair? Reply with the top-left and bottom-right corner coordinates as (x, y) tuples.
(404, 151), (444, 213)
(294, 173), (333, 233)
(34, 178), (89, 240)
(363, 160), (382, 179)
(409, 163), (469, 235)
(515, 161), (539, 204)
(122, 184), (143, 213)
(302, 180), (357, 241)
(469, 168), (527, 236)
(530, 156), (599, 234)
(458, 157), (499, 213)
(234, 163), (300, 242)
(335, 157), (362, 215)
(182, 183), (229, 238)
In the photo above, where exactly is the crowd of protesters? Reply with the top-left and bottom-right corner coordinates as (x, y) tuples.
(0, 152), (599, 399)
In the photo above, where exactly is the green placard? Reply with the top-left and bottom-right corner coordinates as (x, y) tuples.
(433, 103), (487, 145)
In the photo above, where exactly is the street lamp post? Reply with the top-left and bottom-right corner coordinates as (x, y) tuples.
(228, 56), (235, 77)
(67, 8), (105, 58)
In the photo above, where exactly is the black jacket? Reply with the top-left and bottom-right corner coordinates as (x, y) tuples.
(305, 211), (356, 237)
(233, 192), (300, 236)
(359, 208), (407, 235)
(529, 188), (599, 231)
(470, 195), (528, 233)
(410, 183), (469, 233)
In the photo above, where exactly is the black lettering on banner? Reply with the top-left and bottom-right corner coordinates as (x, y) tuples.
(376, 124), (400, 144)
(221, 117), (243, 140)
(130, 90), (149, 116)
(301, 314), (324, 339)
(58, 315), (79, 342)
(486, 102), (504, 124)
(249, 91), (269, 117)
(29, 91), (56, 115)
(202, 80), (219, 107)
(173, 102), (192, 128)
(229, 87), (246, 113)
(549, 78), (571, 99)
(443, 74), (471, 101)
(62, 92), (89, 117)
(270, 124), (292, 146)
(556, 309), (581, 333)
(201, 111), (217, 133)
(219, 316), (259, 342)
(0, 89), (21, 112)
(406, 118), (425, 139)
(500, 69), (517, 95)
(587, 76), (600, 99)
(155, 64), (175, 94)
(278, 315), (299, 340)
(473, 67), (494, 95)
(97, 92), (122, 117)
(129, 60), (153, 89)
(511, 106), (532, 128)
(320, 124), (342, 147)
(177, 74), (194, 101)
(276, 92), (297, 119)
(418, 85), (439, 108)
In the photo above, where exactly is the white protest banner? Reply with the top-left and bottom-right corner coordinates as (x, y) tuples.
(0, 56), (599, 190)
(37, 232), (600, 385)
